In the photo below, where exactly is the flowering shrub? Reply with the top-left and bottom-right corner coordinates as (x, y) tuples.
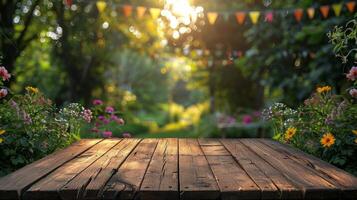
(0, 67), (90, 176)
(89, 99), (129, 138)
(263, 87), (356, 175)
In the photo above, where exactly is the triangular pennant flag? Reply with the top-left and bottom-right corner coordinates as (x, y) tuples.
(249, 11), (260, 24)
(294, 9), (304, 22)
(307, 7), (315, 19)
(136, 6), (146, 18)
(207, 12), (218, 25)
(346, 1), (356, 13)
(149, 8), (161, 19)
(122, 5), (132, 17)
(96, 1), (107, 13)
(222, 13), (230, 22)
(332, 4), (342, 16)
(235, 12), (246, 25)
(265, 12), (273, 23)
(320, 5), (330, 18)
(64, 0), (72, 7)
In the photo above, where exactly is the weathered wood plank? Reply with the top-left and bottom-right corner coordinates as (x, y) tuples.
(260, 139), (357, 199)
(198, 138), (222, 146)
(59, 139), (141, 200)
(101, 139), (158, 200)
(0, 139), (102, 200)
(179, 139), (203, 156)
(24, 139), (120, 200)
(140, 138), (179, 200)
(221, 139), (283, 200)
(241, 139), (340, 200)
(179, 139), (220, 200)
(201, 139), (260, 200)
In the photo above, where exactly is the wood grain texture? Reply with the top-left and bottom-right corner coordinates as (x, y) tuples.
(102, 139), (158, 200)
(260, 139), (357, 199)
(0, 139), (102, 200)
(140, 138), (179, 200)
(241, 139), (340, 200)
(0, 138), (356, 200)
(59, 139), (141, 200)
(24, 139), (120, 200)
(179, 139), (220, 200)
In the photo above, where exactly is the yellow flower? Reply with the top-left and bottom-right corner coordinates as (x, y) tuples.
(316, 86), (332, 94)
(0, 130), (5, 135)
(284, 127), (297, 140)
(320, 132), (335, 148)
(352, 130), (357, 136)
(26, 86), (39, 94)
(0, 138), (3, 143)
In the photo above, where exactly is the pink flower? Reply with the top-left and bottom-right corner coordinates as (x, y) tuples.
(92, 99), (103, 105)
(346, 66), (357, 81)
(102, 131), (112, 138)
(81, 109), (92, 123)
(242, 115), (253, 125)
(103, 119), (110, 124)
(105, 106), (114, 113)
(22, 111), (32, 125)
(98, 115), (105, 121)
(0, 88), (8, 98)
(349, 88), (357, 98)
(0, 66), (11, 81)
(116, 118), (125, 125)
(122, 132), (131, 138)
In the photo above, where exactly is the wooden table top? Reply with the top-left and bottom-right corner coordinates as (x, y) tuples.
(0, 138), (356, 200)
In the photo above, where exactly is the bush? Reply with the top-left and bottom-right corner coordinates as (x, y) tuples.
(264, 88), (357, 175)
(0, 67), (89, 176)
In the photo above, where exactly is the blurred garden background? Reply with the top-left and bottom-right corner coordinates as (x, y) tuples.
(0, 0), (356, 176)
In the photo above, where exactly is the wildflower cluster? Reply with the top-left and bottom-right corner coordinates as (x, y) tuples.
(0, 66), (90, 176)
(89, 99), (130, 138)
(265, 87), (356, 174)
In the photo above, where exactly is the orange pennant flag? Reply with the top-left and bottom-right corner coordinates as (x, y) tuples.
(235, 12), (246, 25)
(207, 12), (218, 25)
(320, 5), (330, 18)
(149, 8), (161, 19)
(332, 4), (343, 16)
(136, 6), (146, 18)
(307, 7), (315, 19)
(249, 11), (260, 24)
(294, 9), (304, 22)
(123, 5), (132, 17)
(346, 1), (356, 13)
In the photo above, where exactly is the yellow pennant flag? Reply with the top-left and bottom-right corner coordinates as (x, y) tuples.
(207, 12), (218, 25)
(96, 1), (107, 13)
(307, 7), (315, 19)
(249, 11), (260, 24)
(332, 3), (343, 16)
(149, 8), (161, 19)
(137, 6), (147, 18)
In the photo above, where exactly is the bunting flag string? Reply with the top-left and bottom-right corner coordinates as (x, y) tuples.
(75, 1), (356, 25)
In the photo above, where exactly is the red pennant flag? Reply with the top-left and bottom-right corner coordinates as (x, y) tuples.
(265, 12), (273, 23)
(235, 12), (246, 25)
(123, 5), (132, 17)
(320, 5), (330, 18)
(346, 1), (356, 13)
(64, 0), (72, 7)
(294, 9), (304, 22)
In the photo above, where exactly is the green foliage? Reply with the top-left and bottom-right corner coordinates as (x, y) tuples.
(264, 90), (357, 175)
(0, 90), (85, 176)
